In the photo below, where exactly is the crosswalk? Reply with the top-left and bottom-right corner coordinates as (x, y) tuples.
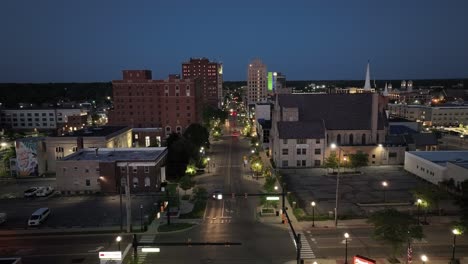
(289, 231), (315, 259)
(137, 235), (156, 264)
(206, 217), (233, 224)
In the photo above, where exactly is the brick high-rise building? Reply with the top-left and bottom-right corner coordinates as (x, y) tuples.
(247, 59), (267, 104)
(109, 70), (202, 137)
(182, 58), (223, 108)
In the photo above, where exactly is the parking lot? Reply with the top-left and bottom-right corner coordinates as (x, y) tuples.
(281, 166), (458, 217)
(0, 178), (162, 229)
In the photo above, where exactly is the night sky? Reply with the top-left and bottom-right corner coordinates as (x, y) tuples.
(1, 0), (467, 82)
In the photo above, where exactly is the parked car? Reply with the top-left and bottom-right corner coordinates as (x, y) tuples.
(0, 213), (6, 225)
(28, 208), (50, 226)
(24, 187), (39, 197)
(36, 186), (54, 197)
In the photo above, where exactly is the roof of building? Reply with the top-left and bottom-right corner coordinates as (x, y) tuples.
(62, 148), (167, 162)
(132, 127), (163, 132)
(277, 121), (325, 139)
(59, 126), (130, 138)
(389, 125), (417, 135)
(408, 151), (468, 166)
(412, 133), (438, 146)
(278, 93), (385, 130)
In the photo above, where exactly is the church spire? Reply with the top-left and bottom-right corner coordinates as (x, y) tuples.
(364, 60), (371, 91)
(383, 82), (389, 96)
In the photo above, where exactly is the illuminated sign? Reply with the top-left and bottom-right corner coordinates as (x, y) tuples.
(266, 196), (280, 201)
(142, 248), (161, 253)
(99, 251), (122, 260)
(353, 255), (376, 264)
(267, 72), (273, 91)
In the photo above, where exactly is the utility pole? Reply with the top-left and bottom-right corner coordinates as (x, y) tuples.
(119, 178), (123, 232)
(296, 233), (302, 264)
(125, 163), (132, 233)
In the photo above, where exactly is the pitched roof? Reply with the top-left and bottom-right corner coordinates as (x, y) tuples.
(277, 121), (325, 139)
(278, 93), (384, 130)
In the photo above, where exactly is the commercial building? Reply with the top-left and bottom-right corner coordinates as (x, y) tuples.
(45, 126), (132, 173)
(132, 128), (163, 147)
(56, 147), (167, 194)
(270, 93), (393, 168)
(182, 58), (223, 108)
(109, 70), (203, 135)
(14, 137), (47, 177)
(0, 108), (86, 130)
(388, 103), (468, 127)
(247, 59), (267, 104)
(404, 151), (468, 187)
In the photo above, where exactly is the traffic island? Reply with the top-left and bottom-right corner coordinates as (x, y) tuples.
(157, 223), (195, 232)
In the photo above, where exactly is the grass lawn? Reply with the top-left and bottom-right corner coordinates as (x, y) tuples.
(179, 199), (207, 219)
(158, 223), (195, 232)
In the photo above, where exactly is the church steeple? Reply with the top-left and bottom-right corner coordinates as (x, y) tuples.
(383, 82), (389, 96)
(363, 60), (371, 91)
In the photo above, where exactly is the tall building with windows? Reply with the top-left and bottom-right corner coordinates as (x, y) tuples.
(182, 58), (223, 108)
(247, 59), (267, 104)
(109, 70), (203, 136)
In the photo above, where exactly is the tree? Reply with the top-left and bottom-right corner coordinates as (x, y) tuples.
(202, 106), (228, 128)
(368, 209), (423, 260)
(412, 185), (448, 216)
(179, 175), (195, 195)
(348, 151), (369, 172)
(183, 123), (210, 149)
(166, 136), (196, 179)
(323, 152), (339, 173)
(2, 146), (16, 173)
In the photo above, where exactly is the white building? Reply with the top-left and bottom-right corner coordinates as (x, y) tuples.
(247, 59), (267, 104)
(404, 151), (468, 186)
(388, 103), (468, 127)
(0, 108), (85, 130)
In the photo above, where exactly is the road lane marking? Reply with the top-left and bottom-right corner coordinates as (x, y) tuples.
(87, 246), (104, 253)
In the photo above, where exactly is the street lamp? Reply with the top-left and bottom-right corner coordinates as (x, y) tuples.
(311, 201), (316, 227)
(331, 143), (342, 227)
(344, 232), (350, 264)
(274, 186), (278, 191)
(382, 181), (388, 203)
(421, 254), (428, 264)
(416, 198), (423, 225)
(116, 236), (122, 251)
(452, 228), (462, 262)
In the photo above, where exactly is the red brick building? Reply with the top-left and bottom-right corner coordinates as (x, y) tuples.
(182, 58), (223, 108)
(109, 70), (203, 137)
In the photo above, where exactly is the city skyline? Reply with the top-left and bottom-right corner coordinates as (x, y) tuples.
(1, 0), (468, 82)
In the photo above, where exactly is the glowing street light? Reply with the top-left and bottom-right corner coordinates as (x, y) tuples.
(421, 255), (428, 264)
(452, 228), (463, 261)
(382, 181), (388, 203)
(344, 233), (350, 264)
(416, 198), (423, 224)
(311, 201), (316, 227)
(116, 236), (122, 250)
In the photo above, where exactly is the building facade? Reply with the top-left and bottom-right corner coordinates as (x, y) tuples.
(388, 103), (468, 126)
(0, 108), (85, 130)
(182, 58), (223, 108)
(271, 93), (392, 168)
(109, 70), (203, 135)
(56, 148), (167, 194)
(45, 126), (132, 173)
(247, 59), (267, 104)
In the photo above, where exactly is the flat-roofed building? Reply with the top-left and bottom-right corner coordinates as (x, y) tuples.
(56, 147), (167, 194)
(45, 126), (132, 173)
(404, 151), (468, 187)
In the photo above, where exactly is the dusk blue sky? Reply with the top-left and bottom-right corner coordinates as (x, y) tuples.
(1, 0), (467, 82)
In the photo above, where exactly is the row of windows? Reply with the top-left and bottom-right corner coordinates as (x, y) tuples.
(416, 164), (435, 176)
(282, 148), (321, 155)
(120, 166), (151, 173)
(281, 160), (321, 167)
(283, 139), (321, 144)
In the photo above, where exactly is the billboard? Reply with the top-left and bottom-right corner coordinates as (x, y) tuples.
(15, 139), (39, 177)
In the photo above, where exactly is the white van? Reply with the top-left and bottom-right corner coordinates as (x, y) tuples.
(28, 208), (50, 226)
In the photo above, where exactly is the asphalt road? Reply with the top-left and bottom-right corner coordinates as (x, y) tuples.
(139, 119), (297, 263)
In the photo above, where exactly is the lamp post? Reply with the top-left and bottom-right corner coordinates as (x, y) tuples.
(116, 236), (122, 251)
(421, 254), (428, 264)
(416, 198), (423, 225)
(344, 232), (350, 264)
(452, 228), (462, 262)
(206, 157), (210, 173)
(311, 201), (316, 227)
(382, 181), (388, 203)
(331, 143), (342, 227)
(140, 204), (144, 231)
